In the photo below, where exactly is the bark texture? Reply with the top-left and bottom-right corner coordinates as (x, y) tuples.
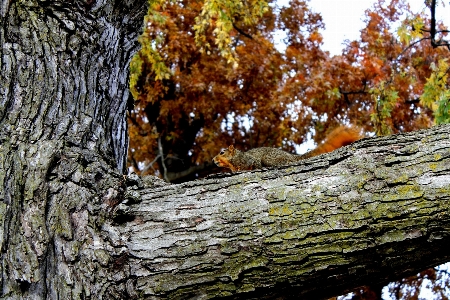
(116, 124), (450, 299)
(0, 0), (146, 298)
(1, 0), (450, 299)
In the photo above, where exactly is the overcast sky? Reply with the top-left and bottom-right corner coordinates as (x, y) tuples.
(306, 0), (450, 56)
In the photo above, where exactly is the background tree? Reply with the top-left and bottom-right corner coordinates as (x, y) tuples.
(128, 0), (448, 183)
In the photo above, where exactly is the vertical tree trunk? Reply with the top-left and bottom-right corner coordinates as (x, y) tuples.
(0, 0), (146, 298)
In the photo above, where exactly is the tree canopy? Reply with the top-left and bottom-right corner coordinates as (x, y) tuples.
(128, 0), (449, 183)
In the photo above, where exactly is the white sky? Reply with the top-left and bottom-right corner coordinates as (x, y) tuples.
(306, 0), (450, 56)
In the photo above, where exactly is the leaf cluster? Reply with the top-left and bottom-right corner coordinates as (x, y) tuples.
(420, 59), (450, 124)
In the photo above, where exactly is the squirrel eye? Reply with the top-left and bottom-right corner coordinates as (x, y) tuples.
(220, 150), (225, 155)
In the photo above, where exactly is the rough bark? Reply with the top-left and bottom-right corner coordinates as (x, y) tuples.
(1, 1), (450, 299)
(1, 0), (146, 298)
(116, 124), (450, 299)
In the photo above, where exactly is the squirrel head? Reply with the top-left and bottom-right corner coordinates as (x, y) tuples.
(227, 145), (236, 155)
(212, 145), (239, 171)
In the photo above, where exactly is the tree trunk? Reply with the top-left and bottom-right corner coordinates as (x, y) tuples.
(0, 0), (146, 298)
(1, 1), (450, 299)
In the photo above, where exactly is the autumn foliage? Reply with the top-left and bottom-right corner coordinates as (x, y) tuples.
(128, 0), (449, 182)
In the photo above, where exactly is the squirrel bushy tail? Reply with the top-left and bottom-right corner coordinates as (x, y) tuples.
(213, 125), (362, 172)
(298, 126), (363, 159)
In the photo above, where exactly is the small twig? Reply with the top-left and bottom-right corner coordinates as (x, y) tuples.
(437, 66), (450, 82)
(158, 137), (169, 182)
(232, 23), (253, 39)
(141, 153), (161, 174)
(396, 37), (430, 60)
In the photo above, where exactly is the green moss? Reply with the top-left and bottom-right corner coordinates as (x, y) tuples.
(265, 187), (288, 202)
(326, 214), (358, 229)
(286, 188), (309, 201)
(272, 253), (308, 264)
(224, 256), (269, 281)
(377, 229), (409, 244)
(168, 280), (238, 299)
(94, 249), (110, 267)
(357, 175), (369, 189)
(288, 255), (349, 276)
(351, 208), (372, 220)
(309, 231), (355, 246)
(383, 184), (424, 202)
(50, 205), (73, 239)
(392, 173), (409, 184)
(220, 241), (240, 254)
(343, 241), (371, 253)
(269, 205), (294, 217)
(367, 202), (394, 219)
(211, 283), (236, 297)
(297, 201), (318, 214)
(438, 187), (450, 195)
(28, 208), (48, 238)
(236, 283), (257, 293)
(279, 229), (308, 240)
(429, 162), (438, 171)
(264, 234), (284, 244)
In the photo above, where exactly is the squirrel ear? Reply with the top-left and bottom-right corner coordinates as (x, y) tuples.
(228, 145), (235, 154)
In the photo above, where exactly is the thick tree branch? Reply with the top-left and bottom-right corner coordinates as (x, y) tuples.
(114, 124), (450, 299)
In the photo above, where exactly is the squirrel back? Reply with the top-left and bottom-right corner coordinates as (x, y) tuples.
(213, 125), (362, 172)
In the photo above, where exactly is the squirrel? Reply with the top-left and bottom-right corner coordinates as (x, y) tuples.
(213, 126), (362, 172)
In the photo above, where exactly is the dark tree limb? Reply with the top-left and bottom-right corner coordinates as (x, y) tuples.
(233, 22), (253, 39)
(427, 0), (450, 50)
